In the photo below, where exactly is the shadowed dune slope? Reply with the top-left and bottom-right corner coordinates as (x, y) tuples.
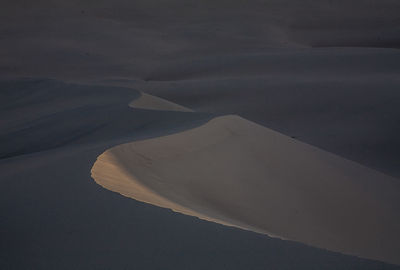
(92, 115), (400, 265)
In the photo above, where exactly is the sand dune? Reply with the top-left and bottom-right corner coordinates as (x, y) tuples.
(2, 79), (399, 269)
(129, 92), (192, 112)
(3, 0), (400, 268)
(92, 114), (400, 265)
(0, 0), (400, 270)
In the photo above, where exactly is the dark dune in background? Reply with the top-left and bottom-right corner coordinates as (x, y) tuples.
(1, 0), (400, 80)
(1, 0), (400, 269)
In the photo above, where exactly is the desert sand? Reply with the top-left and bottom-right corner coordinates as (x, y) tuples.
(129, 92), (192, 112)
(2, 79), (399, 270)
(92, 113), (400, 265)
(2, 0), (400, 269)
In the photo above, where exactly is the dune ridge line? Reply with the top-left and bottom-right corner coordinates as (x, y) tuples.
(91, 94), (400, 265)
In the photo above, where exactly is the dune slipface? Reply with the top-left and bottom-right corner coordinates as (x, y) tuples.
(91, 114), (400, 265)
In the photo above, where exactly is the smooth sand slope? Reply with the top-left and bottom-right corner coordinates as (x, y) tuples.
(92, 114), (400, 265)
(2, 79), (399, 270)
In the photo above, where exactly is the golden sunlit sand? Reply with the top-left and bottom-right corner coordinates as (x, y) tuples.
(92, 113), (400, 265)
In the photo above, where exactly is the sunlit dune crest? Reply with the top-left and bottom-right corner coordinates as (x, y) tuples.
(91, 114), (400, 265)
(129, 92), (192, 112)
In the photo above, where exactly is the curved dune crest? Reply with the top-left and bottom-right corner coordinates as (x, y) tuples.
(129, 92), (192, 112)
(91, 115), (400, 265)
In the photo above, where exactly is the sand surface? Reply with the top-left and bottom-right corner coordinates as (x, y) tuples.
(129, 92), (192, 112)
(2, 0), (400, 269)
(2, 79), (399, 270)
(92, 114), (400, 265)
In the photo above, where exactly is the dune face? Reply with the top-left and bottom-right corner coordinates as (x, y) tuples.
(134, 49), (400, 179)
(92, 115), (400, 265)
(129, 92), (192, 112)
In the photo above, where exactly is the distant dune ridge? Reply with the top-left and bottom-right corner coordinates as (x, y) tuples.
(92, 96), (400, 265)
(130, 92), (192, 112)
(2, 0), (400, 81)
